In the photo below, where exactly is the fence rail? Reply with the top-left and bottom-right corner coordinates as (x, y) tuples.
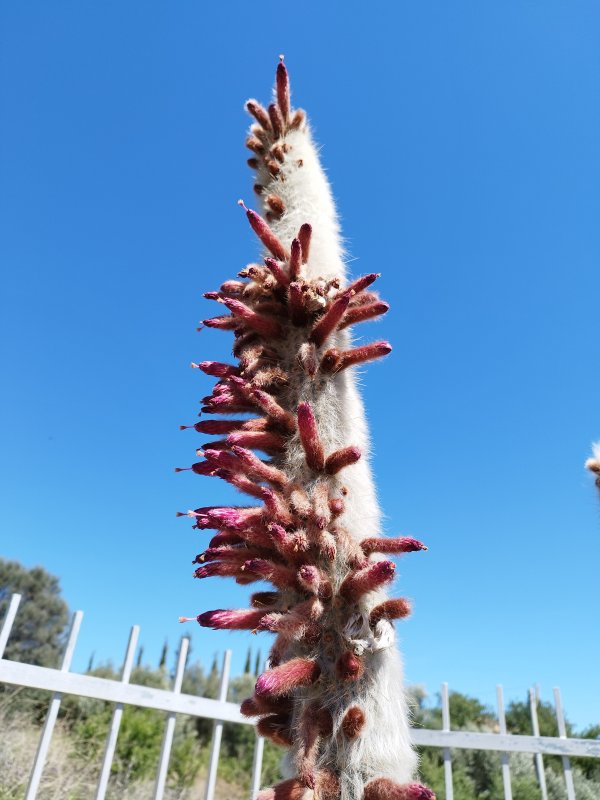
(1, 593), (598, 799)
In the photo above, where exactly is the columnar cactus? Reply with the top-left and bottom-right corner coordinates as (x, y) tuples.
(179, 59), (434, 800)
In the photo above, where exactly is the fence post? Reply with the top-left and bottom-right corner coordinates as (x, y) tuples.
(441, 682), (454, 800)
(553, 687), (576, 800)
(204, 650), (232, 800)
(94, 624), (140, 800)
(529, 687), (548, 800)
(496, 684), (513, 800)
(249, 731), (265, 800)
(24, 610), (84, 800)
(249, 659), (268, 800)
(153, 637), (190, 800)
(0, 593), (22, 658)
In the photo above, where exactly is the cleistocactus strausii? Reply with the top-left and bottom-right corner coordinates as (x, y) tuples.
(586, 442), (600, 492)
(178, 58), (434, 800)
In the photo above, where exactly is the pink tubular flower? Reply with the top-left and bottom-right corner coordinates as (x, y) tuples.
(297, 402), (325, 471)
(289, 238), (302, 280)
(189, 461), (218, 477)
(256, 790), (276, 800)
(341, 272), (380, 297)
(297, 222), (312, 264)
(324, 445), (361, 475)
(256, 713), (294, 747)
(215, 469), (265, 500)
(198, 546), (261, 565)
(197, 608), (268, 630)
(264, 257), (290, 287)
(208, 531), (243, 548)
(202, 448), (243, 472)
(369, 598), (412, 627)
(289, 486), (312, 518)
(237, 526), (275, 550)
(276, 59), (290, 121)
(309, 291), (353, 347)
(255, 657), (321, 697)
(188, 418), (258, 434)
(201, 393), (255, 413)
(360, 536), (427, 556)
(297, 565), (332, 599)
(250, 389), (296, 431)
(196, 360), (240, 378)
(260, 597), (323, 639)
(240, 201), (289, 261)
(201, 314), (239, 330)
(220, 297), (283, 338)
(250, 591), (281, 609)
(342, 706), (366, 739)
(335, 341), (392, 371)
(340, 560), (396, 602)
(260, 489), (293, 526)
(230, 445), (288, 487)
(296, 702), (332, 789)
(339, 300), (390, 329)
(288, 281), (308, 325)
(311, 482), (331, 529)
(243, 558), (298, 589)
(206, 505), (264, 530)
(319, 348), (340, 373)
(267, 523), (297, 557)
(193, 561), (245, 580)
(329, 497), (344, 516)
(318, 531), (337, 561)
(363, 779), (436, 800)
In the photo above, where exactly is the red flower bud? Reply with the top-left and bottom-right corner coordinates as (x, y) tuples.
(297, 402), (325, 471)
(336, 651), (364, 682)
(361, 536), (427, 556)
(325, 446), (361, 475)
(197, 608), (267, 630)
(340, 560), (395, 602)
(370, 598), (412, 627)
(309, 291), (353, 347)
(342, 706), (365, 739)
(255, 657), (320, 697)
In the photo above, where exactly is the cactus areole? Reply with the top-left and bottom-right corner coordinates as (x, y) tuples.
(179, 58), (435, 800)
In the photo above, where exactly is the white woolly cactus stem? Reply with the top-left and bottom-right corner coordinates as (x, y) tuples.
(179, 58), (434, 800)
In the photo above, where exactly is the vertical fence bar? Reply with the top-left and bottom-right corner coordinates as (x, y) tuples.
(25, 610), (84, 800)
(94, 625), (140, 800)
(496, 684), (513, 800)
(554, 687), (576, 800)
(249, 659), (269, 800)
(204, 650), (232, 800)
(0, 593), (22, 658)
(529, 687), (548, 800)
(441, 682), (454, 800)
(153, 637), (190, 800)
(249, 732), (265, 800)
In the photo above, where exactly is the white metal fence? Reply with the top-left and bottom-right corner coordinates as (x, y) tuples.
(1, 593), (599, 800)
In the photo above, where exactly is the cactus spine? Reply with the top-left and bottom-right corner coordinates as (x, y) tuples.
(179, 59), (434, 800)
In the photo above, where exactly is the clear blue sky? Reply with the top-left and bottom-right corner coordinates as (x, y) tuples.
(1, 2), (599, 731)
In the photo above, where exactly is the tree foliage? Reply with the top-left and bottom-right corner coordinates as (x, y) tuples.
(0, 558), (69, 667)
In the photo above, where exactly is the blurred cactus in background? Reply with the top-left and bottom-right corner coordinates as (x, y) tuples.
(586, 442), (600, 493)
